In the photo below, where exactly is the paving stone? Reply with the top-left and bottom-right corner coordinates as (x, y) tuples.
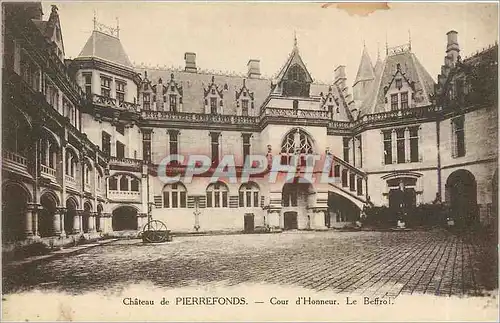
(2, 230), (497, 298)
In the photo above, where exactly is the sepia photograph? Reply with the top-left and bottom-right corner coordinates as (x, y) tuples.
(1, 1), (499, 321)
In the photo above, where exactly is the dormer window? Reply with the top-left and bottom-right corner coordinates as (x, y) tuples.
(401, 92), (409, 109)
(170, 94), (177, 112)
(289, 65), (306, 82)
(283, 64), (310, 97)
(211, 88), (216, 95)
(391, 94), (399, 110)
(210, 97), (217, 114)
(242, 100), (249, 116)
(235, 79), (255, 116)
(143, 93), (151, 110)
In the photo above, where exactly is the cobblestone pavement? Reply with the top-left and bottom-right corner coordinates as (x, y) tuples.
(3, 229), (497, 298)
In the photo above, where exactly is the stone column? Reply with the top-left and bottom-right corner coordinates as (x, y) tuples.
(73, 210), (82, 234)
(391, 129), (397, 164)
(25, 203), (36, 238)
(52, 208), (62, 236)
(141, 169), (149, 214)
(32, 205), (40, 238)
(404, 127), (410, 163)
(57, 207), (67, 237)
(98, 213), (104, 232)
(89, 212), (96, 232)
(102, 213), (112, 233)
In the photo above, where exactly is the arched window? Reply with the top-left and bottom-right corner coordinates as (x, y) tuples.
(109, 177), (118, 190)
(239, 182), (260, 208)
(288, 65), (306, 82)
(163, 183), (187, 208)
(96, 167), (103, 190)
(206, 182), (228, 208)
(119, 176), (129, 191)
(84, 163), (92, 185)
(280, 128), (314, 165)
(65, 150), (77, 177)
(130, 178), (140, 192)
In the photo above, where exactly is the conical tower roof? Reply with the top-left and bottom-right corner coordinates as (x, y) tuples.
(353, 46), (375, 86)
(77, 30), (132, 68)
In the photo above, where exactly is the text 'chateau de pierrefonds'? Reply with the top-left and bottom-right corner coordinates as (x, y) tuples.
(2, 3), (498, 248)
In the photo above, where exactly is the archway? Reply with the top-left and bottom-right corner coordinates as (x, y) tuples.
(65, 197), (78, 234)
(327, 192), (361, 228)
(445, 170), (478, 225)
(112, 206), (138, 231)
(387, 178), (417, 213)
(281, 181), (315, 230)
(40, 192), (58, 237)
(2, 182), (28, 242)
(82, 201), (92, 233)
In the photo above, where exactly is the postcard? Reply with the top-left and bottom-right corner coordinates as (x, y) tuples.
(1, 1), (498, 322)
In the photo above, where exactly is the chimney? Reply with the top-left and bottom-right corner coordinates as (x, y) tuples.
(247, 59), (261, 78)
(446, 30), (460, 66)
(184, 52), (197, 73)
(334, 65), (347, 88)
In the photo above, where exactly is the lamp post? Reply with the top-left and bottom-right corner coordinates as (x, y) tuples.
(193, 197), (200, 232)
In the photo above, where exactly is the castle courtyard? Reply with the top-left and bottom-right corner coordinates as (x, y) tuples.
(3, 229), (497, 298)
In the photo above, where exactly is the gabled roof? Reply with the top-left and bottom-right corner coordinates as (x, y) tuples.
(353, 46), (375, 86)
(77, 30), (133, 68)
(358, 50), (436, 116)
(32, 5), (64, 54)
(274, 41), (313, 84)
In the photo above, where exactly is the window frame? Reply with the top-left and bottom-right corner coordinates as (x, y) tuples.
(206, 182), (229, 208)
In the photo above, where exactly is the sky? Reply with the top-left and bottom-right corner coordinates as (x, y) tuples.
(42, 2), (498, 85)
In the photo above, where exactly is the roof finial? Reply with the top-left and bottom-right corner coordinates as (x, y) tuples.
(385, 32), (389, 55)
(363, 39), (366, 48)
(93, 10), (97, 31)
(408, 29), (412, 51)
(293, 30), (298, 49)
(116, 17), (120, 38)
(377, 42), (380, 60)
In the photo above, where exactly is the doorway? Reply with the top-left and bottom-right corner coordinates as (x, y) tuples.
(244, 213), (255, 232)
(284, 211), (298, 230)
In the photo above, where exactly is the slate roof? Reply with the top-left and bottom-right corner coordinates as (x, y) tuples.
(353, 46), (375, 86)
(358, 50), (436, 116)
(77, 30), (133, 68)
(135, 67), (350, 119)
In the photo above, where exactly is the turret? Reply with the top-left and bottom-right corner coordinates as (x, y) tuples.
(352, 46), (375, 102)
